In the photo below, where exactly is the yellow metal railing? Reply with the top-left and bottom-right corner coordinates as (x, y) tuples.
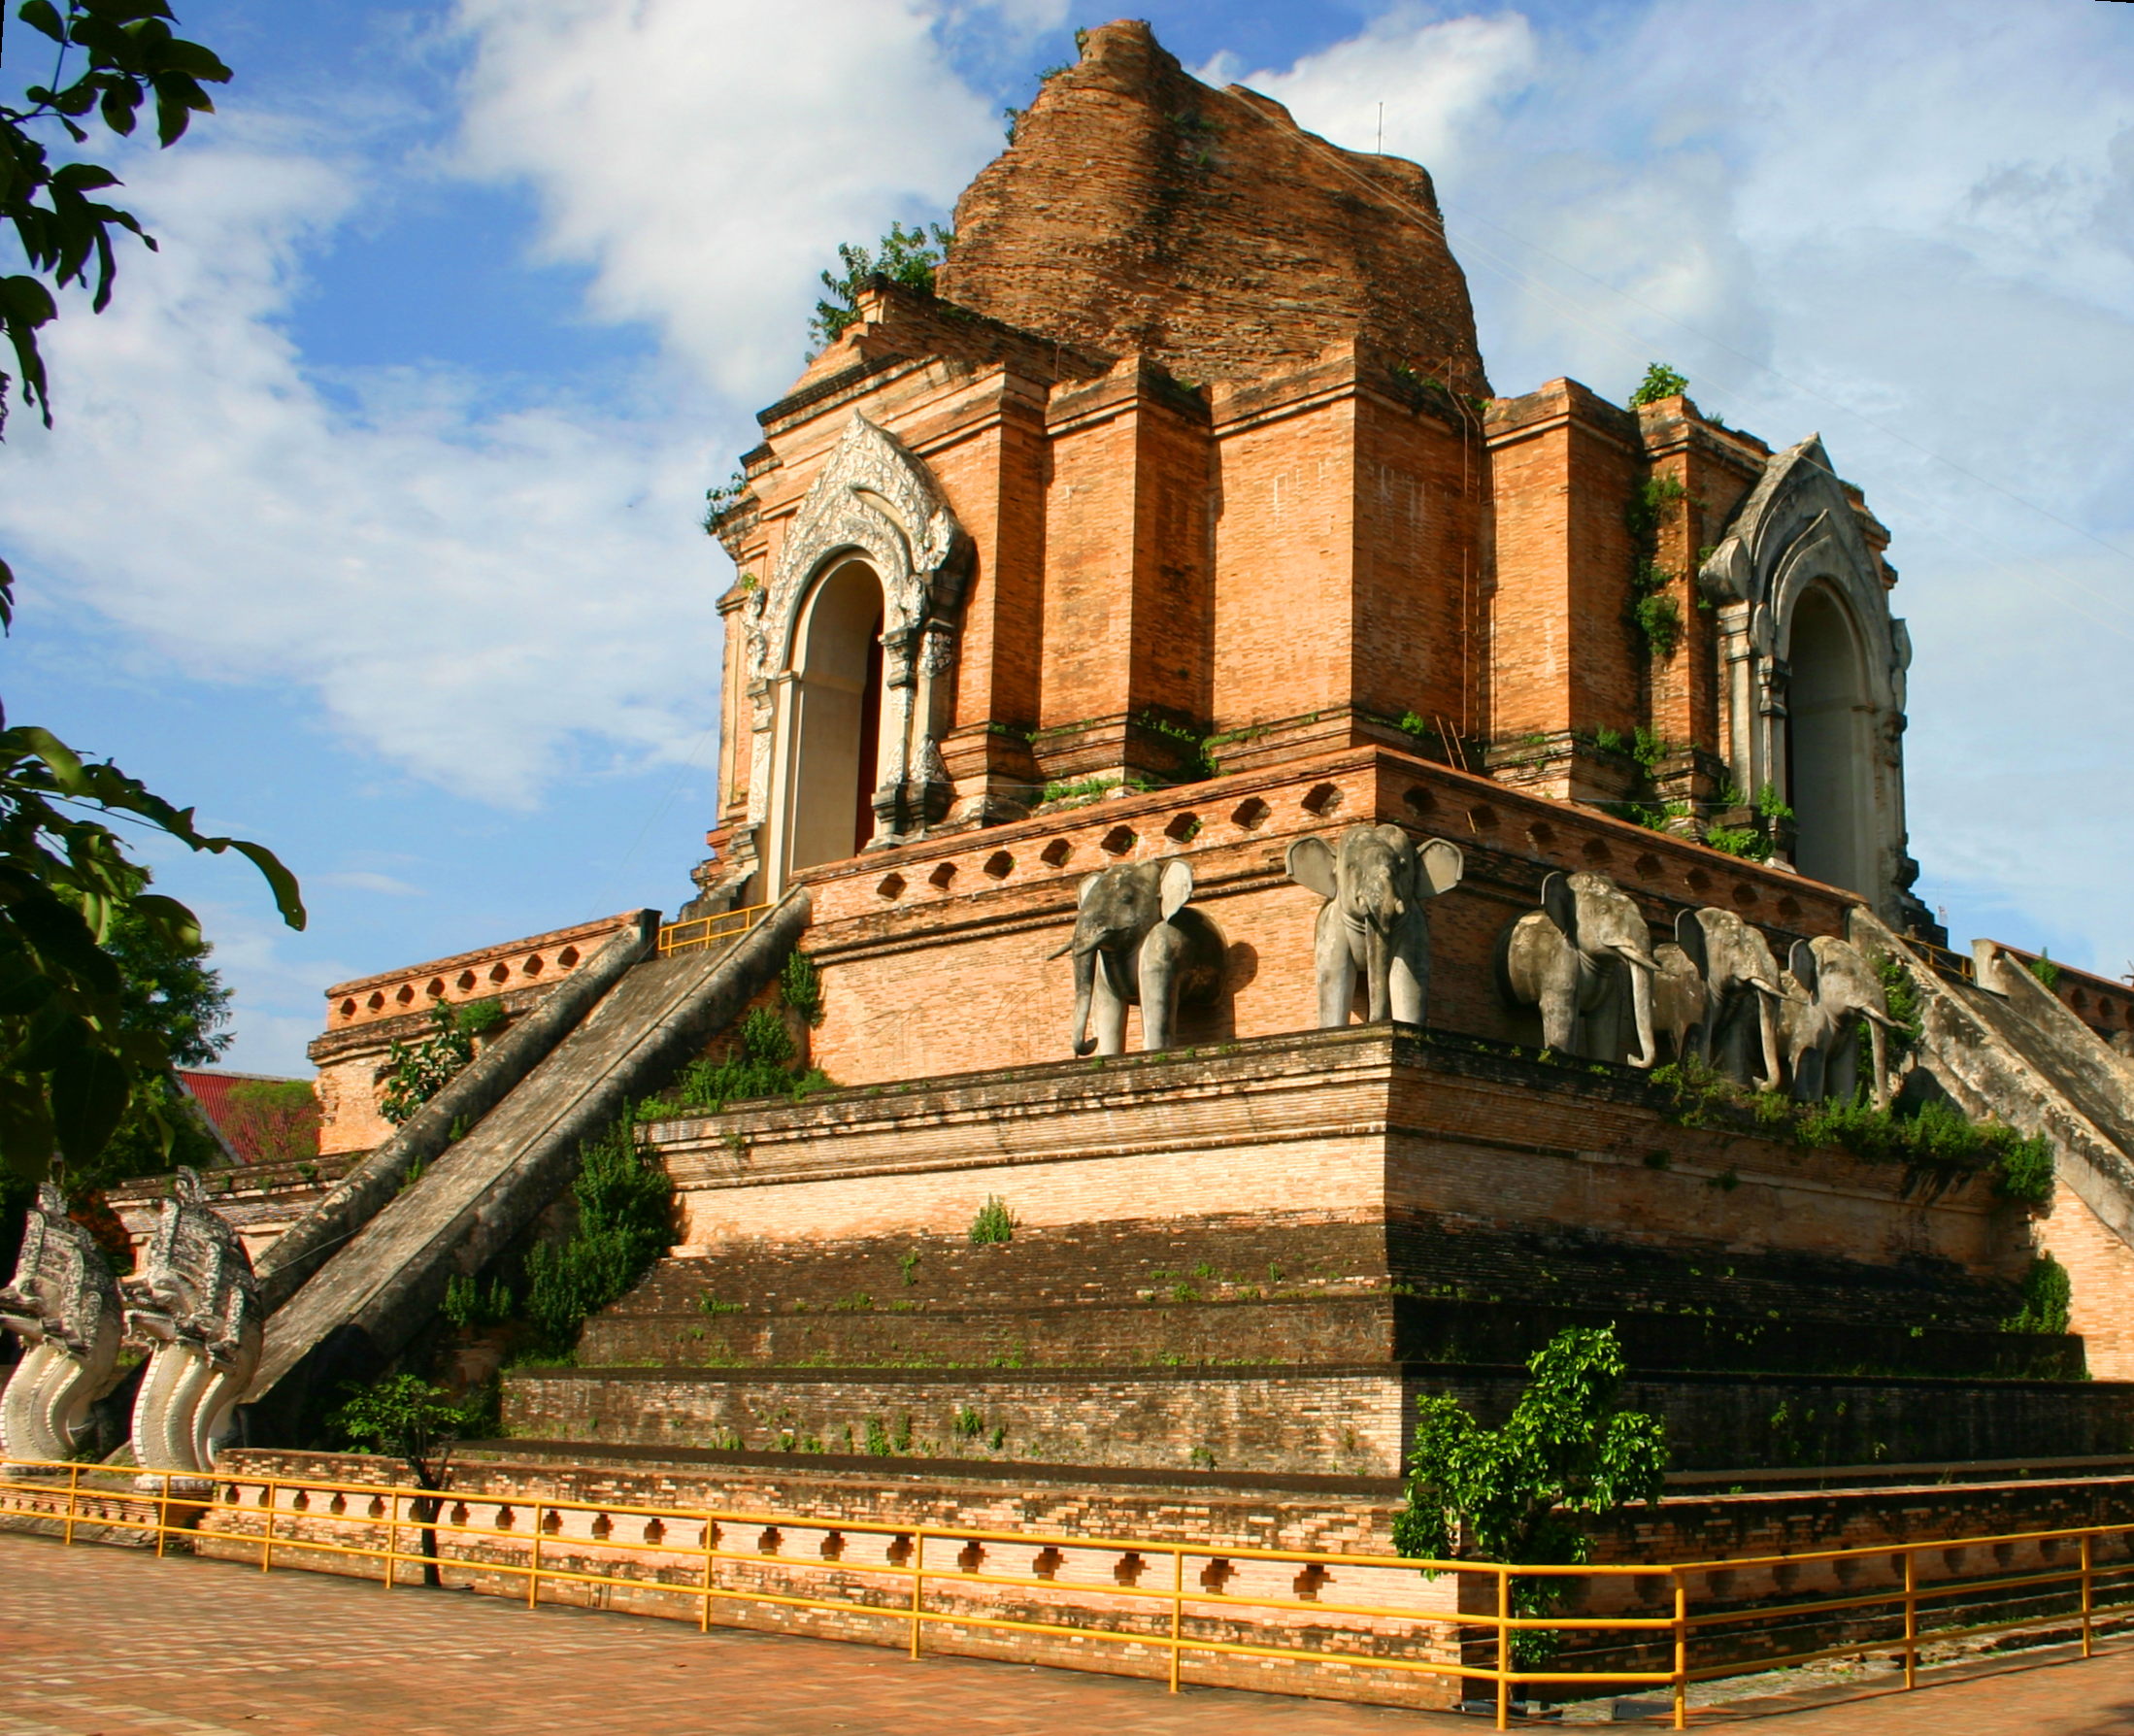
(656, 902), (769, 957)
(4, 1456), (2130, 1728)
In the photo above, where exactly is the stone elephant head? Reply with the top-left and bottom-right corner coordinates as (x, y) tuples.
(1779, 934), (1902, 1108)
(1285, 824), (1464, 1027)
(1053, 858), (1223, 1056)
(1498, 871), (1663, 1067)
(1673, 908), (1784, 1091)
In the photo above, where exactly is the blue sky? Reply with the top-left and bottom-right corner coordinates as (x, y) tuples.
(6, 0), (2132, 1071)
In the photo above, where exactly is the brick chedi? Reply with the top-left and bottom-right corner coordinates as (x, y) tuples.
(262, 18), (2134, 1510)
(935, 20), (1490, 396)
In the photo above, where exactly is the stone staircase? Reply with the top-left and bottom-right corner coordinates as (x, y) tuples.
(243, 891), (811, 1436)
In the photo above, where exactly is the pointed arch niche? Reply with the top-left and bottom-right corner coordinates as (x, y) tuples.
(735, 413), (972, 899)
(1699, 435), (1921, 924)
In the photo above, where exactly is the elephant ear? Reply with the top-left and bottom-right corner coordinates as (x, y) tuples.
(1541, 872), (1578, 940)
(1158, 856), (1194, 920)
(1285, 836), (1339, 901)
(1789, 937), (1819, 998)
(1076, 871), (1100, 908)
(1416, 838), (1464, 898)
(1674, 908), (1710, 979)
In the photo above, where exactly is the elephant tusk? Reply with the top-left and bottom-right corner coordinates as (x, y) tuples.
(1045, 941), (1076, 961)
(1864, 1007), (1907, 1029)
(1612, 945), (1660, 973)
(1747, 976), (1781, 997)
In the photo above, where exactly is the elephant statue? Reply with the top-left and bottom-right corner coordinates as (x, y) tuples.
(1650, 939), (1706, 1063)
(1778, 934), (1902, 1108)
(1498, 871), (1663, 1067)
(1672, 907), (1784, 1090)
(1285, 824), (1464, 1027)
(1054, 858), (1223, 1056)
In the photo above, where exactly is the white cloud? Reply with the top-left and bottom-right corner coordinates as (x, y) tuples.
(450, 0), (1004, 402)
(315, 871), (425, 897)
(1234, 0), (2134, 975)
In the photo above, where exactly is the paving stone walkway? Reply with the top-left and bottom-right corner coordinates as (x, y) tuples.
(8, 1533), (2134, 1733)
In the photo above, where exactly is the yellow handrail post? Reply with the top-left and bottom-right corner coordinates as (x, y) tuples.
(261, 1480), (276, 1573)
(1170, 1545), (1184, 1693)
(1496, 1566), (1511, 1733)
(910, 1531), (926, 1660)
(699, 1515), (716, 1634)
(61, 1460), (79, 1547)
(383, 1492), (399, 1590)
(1672, 1571), (1688, 1731)
(1902, 1547), (1917, 1689)
(2083, 1533), (2095, 1659)
(529, 1506), (543, 1610)
(154, 1478), (169, 1558)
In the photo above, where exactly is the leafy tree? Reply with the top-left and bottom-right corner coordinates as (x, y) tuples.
(219, 1078), (319, 1165)
(1393, 1327), (1667, 1666)
(330, 1373), (471, 1586)
(810, 219), (952, 349)
(1628, 361), (1689, 407)
(378, 998), (503, 1126)
(0, 2), (302, 1188)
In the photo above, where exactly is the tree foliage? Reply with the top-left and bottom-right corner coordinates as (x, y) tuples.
(0, 3), (300, 1187)
(810, 219), (952, 349)
(378, 998), (503, 1126)
(1394, 1327), (1667, 1664)
(220, 1077), (319, 1165)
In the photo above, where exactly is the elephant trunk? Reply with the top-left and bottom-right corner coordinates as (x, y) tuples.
(1365, 920), (1391, 1022)
(1069, 944), (1097, 1058)
(1866, 1013), (1890, 1111)
(1751, 981), (1783, 1094)
(1617, 945), (1660, 1069)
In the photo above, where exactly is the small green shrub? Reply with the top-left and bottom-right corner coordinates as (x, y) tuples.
(1991, 1128), (2055, 1205)
(969, 1195), (1017, 1246)
(442, 1272), (516, 1331)
(1393, 1327), (1666, 1667)
(780, 951), (823, 1025)
(1628, 362), (1689, 408)
(1702, 823), (1766, 860)
(1634, 591), (1683, 658)
(898, 1249), (920, 1286)
(2029, 951), (2062, 991)
(522, 1123), (674, 1355)
(379, 999), (506, 1125)
(2006, 1255), (2071, 1334)
(811, 220), (951, 348)
(954, 1406), (984, 1439)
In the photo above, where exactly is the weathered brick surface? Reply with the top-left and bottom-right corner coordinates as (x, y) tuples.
(936, 22), (1488, 396)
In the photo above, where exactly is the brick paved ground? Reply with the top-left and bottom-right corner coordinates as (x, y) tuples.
(9, 1534), (2134, 1734)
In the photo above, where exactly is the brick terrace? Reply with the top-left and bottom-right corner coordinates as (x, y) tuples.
(8, 1533), (2134, 1734)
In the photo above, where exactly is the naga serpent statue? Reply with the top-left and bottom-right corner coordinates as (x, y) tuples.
(0, 1184), (124, 1469)
(121, 1167), (262, 1488)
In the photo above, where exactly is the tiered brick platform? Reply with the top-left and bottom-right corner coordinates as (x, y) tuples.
(504, 1026), (2125, 1474)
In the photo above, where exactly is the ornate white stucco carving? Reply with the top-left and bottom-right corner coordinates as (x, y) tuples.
(0, 1185), (122, 1467)
(122, 1168), (262, 1488)
(1698, 434), (1920, 923)
(743, 413), (970, 878)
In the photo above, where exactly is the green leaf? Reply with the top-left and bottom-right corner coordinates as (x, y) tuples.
(50, 1043), (128, 1163)
(17, 1), (68, 44)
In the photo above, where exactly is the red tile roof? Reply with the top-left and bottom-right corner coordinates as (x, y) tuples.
(176, 1069), (312, 1165)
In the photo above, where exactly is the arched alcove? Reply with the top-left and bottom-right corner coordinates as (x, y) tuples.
(1785, 584), (1875, 895)
(786, 559), (885, 872)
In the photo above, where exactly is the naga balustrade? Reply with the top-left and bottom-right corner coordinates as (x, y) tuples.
(5, 1456), (2133, 1729)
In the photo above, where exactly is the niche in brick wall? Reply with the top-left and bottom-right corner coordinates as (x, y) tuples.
(876, 872), (906, 900)
(928, 861), (957, 890)
(983, 851), (1014, 879)
(1041, 838), (1072, 867)
(1230, 796), (1270, 830)
(1403, 785), (1437, 818)
(1302, 783), (1342, 817)
(1100, 826), (1136, 856)
(458, 970), (478, 990)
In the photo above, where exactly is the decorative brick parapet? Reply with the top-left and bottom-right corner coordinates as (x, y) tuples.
(318, 913), (639, 1033)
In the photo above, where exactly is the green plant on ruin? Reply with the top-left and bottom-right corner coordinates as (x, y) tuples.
(954, 1405), (984, 1440)
(969, 1194), (1016, 1246)
(780, 950), (823, 1026)
(810, 219), (952, 349)
(441, 1272), (516, 1331)
(2029, 951), (2062, 992)
(1628, 362), (1690, 408)
(1623, 475), (1686, 546)
(1701, 823), (1766, 861)
(898, 1249), (920, 1286)
(1040, 775), (1118, 807)
(2005, 1254), (2071, 1335)
(1133, 710), (1218, 782)
(1393, 1327), (1666, 1667)
(1634, 590), (1683, 659)
(651, 1004), (831, 1117)
(696, 1293), (742, 1316)
(521, 1122), (674, 1357)
(378, 998), (504, 1127)
(702, 469), (748, 535)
